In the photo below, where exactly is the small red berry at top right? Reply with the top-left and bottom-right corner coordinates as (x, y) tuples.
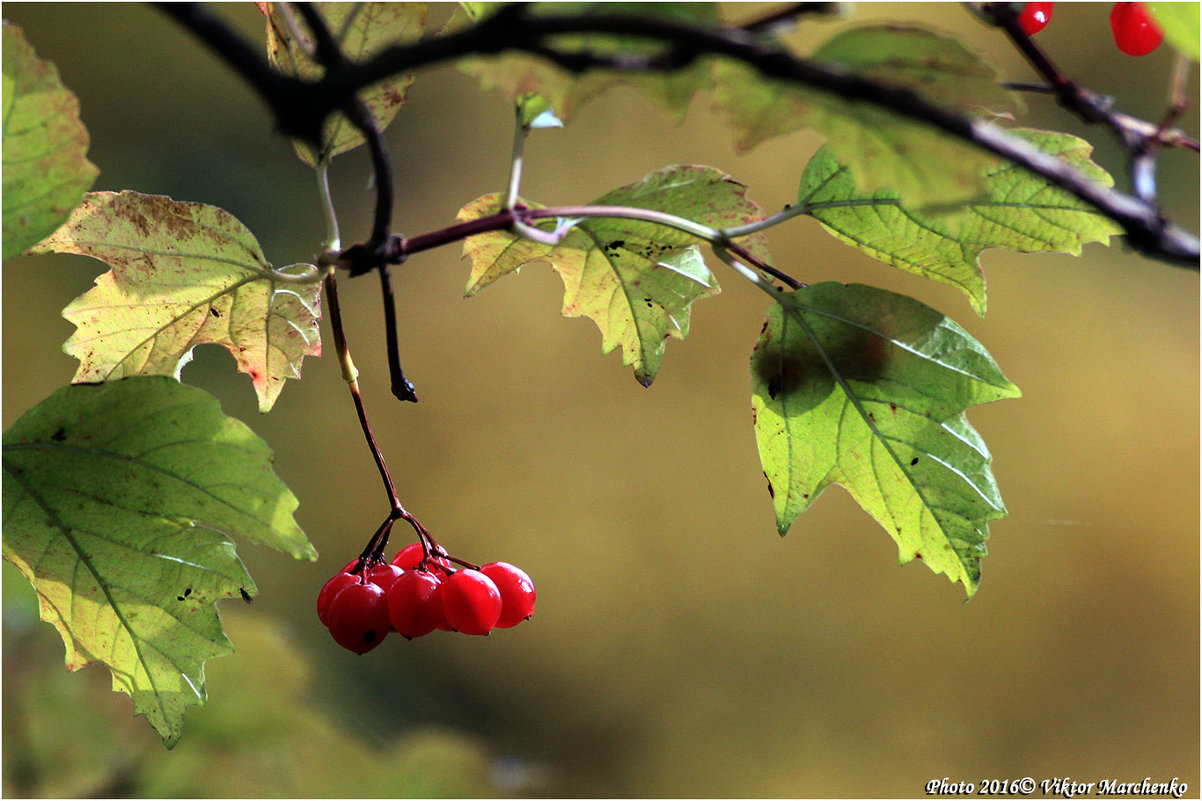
(1018, 2), (1054, 36)
(1110, 2), (1164, 56)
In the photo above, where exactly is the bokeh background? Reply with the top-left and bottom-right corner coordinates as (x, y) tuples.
(3, 3), (1198, 797)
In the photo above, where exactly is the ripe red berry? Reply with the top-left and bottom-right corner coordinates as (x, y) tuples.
(391, 541), (452, 574)
(386, 569), (446, 638)
(479, 562), (536, 628)
(316, 572), (358, 626)
(440, 569), (502, 635)
(326, 581), (391, 653)
(1110, 2), (1163, 55)
(391, 542), (425, 570)
(1018, 2), (1053, 35)
(368, 563), (405, 593)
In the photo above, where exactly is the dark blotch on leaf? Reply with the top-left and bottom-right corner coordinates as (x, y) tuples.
(910, 457), (919, 466)
(754, 344), (817, 402)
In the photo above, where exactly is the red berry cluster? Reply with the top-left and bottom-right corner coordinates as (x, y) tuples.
(317, 542), (536, 654)
(1017, 2), (1163, 57)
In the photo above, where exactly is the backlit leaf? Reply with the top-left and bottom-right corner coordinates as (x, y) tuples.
(30, 191), (322, 413)
(457, 165), (769, 385)
(2, 377), (315, 746)
(713, 25), (1019, 206)
(1149, 3), (1200, 59)
(448, 3), (717, 123)
(797, 130), (1121, 314)
(1, 22), (98, 259)
(750, 283), (1020, 596)
(261, 2), (426, 166)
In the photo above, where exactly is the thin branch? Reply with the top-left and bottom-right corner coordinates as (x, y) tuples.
(329, 10), (1202, 267)
(158, 2), (1198, 266)
(985, 5), (1199, 170)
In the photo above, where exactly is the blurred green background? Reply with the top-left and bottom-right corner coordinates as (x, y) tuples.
(3, 3), (1198, 797)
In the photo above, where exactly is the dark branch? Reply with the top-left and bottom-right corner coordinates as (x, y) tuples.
(327, 10), (1202, 267)
(157, 2), (1198, 267)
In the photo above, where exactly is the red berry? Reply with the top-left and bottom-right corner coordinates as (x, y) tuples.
(391, 542), (452, 573)
(1110, 2), (1163, 56)
(1018, 2), (1053, 35)
(480, 562), (536, 628)
(316, 572), (358, 626)
(440, 569), (502, 635)
(326, 581), (391, 653)
(368, 563), (405, 593)
(390, 542), (425, 570)
(386, 569), (446, 638)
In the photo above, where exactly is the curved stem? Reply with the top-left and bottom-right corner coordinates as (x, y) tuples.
(505, 106), (529, 210)
(316, 162), (341, 252)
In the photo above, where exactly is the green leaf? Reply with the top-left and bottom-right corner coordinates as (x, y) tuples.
(457, 164), (768, 385)
(1149, 3), (1200, 59)
(2, 377), (315, 746)
(29, 191), (322, 413)
(448, 3), (717, 123)
(713, 25), (1019, 206)
(797, 130), (1122, 314)
(261, 2), (427, 166)
(1, 22), (99, 259)
(750, 283), (1020, 596)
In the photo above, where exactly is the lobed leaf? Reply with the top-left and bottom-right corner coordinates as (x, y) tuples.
(261, 2), (427, 166)
(713, 25), (1019, 207)
(797, 130), (1122, 314)
(750, 283), (1020, 596)
(30, 191), (322, 413)
(1, 22), (98, 259)
(457, 164), (768, 385)
(2, 377), (315, 746)
(448, 2), (717, 123)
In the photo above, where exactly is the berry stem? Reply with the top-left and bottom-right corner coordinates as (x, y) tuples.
(324, 270), (437, 565)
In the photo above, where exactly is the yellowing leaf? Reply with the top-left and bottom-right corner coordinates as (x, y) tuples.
(751, 284), (1020, 596)
(797, 130), (1122, 314)
(1, 22), (98, 259)
(262, 2), (426, 166)
(457, 165), (768, 384)
(30, 191), (322, 413)
(2, 377), (315, 746)
(713, 25), (1019, 206)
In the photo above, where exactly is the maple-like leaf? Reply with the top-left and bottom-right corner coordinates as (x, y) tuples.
(797, 130), (1122, 314)
(751, 283), (1020, 596)
(1, 22), (98, 259)
(30, 191), (322, 413)
(713, 25), (1019, 207)
(261, 2), (427, 166)
(2, 377), (315, 746)
(457, 165), (769, 385)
